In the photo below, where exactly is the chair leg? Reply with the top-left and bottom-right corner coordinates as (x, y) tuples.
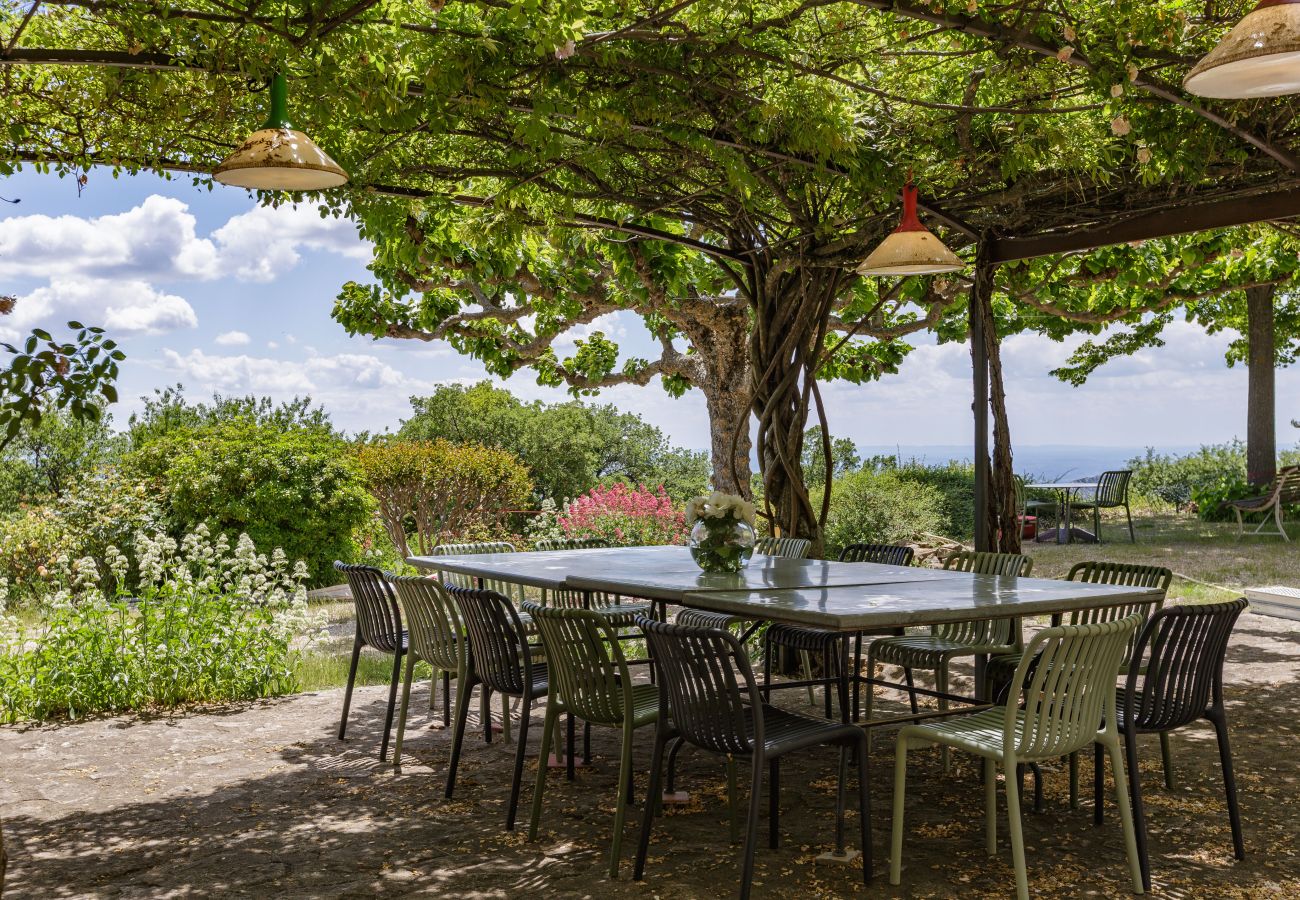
(762, 633), (774, 703)
(835, 746), (848, 854)
(501, 693), (514, 745)
(1095, 506), (1102, 544)
(854, 737), (872, 884)
(937, 663), (950, 772)
(863, 645), (878, 726)
(801, 649), (818, 707)
(609, 721), (636, 879)
(740, 754), (765, 900)
(666, 736), (685, 794)
(985, 756), (997, 854)
(1159, 732), (1174, 789)
(379, 649), (403, 762)
(1005, 756), (1030, 900)
(1126, 504), (1135, 543)
(505, 696), (531, 830)
(393, 650), (417, 770)
(1277, 503), (1290, 541)
(727, 755), (740, 842)
(337, 636), (362, 740)
(837, 637), (851, 724)
(768, 757), (781, 849)
(889, 737), (909, 886)
(634, 729), (668, 882)
(1125, 729), (1152, 892)
(430, 667), (439, 712)
(1105, 736), (1146, 895)
(442, 670), (452, 726)
(852, 634), (864, 723)
(1233, 507), (1244, 541)
(482, 687), (493, 744)
(445, 678), (475, 799)
(1209, 709), (1246, 862)
(903, 667), (920, 717)
(529, 701), (559, 841)
(1069, 750), (1080, 809)
(1095, 742), (1105, 825)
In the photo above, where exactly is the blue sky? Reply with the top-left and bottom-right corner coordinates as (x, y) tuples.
(1, 167), (1295, 457)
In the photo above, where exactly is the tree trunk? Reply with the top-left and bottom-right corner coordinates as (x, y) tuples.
(743, 258), (843, 556)
(973, 253), (1020, 553)
(1246, 284), (1276, 487)
(679, 301), (754, 497)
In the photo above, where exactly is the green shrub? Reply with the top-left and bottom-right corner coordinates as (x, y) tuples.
(1128, 442), (1300, 518)
(894, 461), (975, 539)
(356, 440), (533, 558)
(0, 527), (322, 723)
(55, 467), (166, 593)
(127, 423), (371, 585)
(823, 470), (946, 556)
(0, 506), (70, 607)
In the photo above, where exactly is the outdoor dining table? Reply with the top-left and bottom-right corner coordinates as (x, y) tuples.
(1025, 481), (1102, 544)
(409, 545), (1161, 728)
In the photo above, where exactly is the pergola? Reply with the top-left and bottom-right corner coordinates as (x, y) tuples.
(2, 1), (1299, 550)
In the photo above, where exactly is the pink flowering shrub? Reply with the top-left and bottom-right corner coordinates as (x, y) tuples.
(557, 483), (687, 546)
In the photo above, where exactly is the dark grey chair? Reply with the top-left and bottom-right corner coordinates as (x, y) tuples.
(334, 561), (407, 762)
(633, 615), (871, 899)
(1069, 470), (1135, 543)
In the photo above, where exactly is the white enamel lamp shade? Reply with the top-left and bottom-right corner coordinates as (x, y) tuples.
(1184, 0), (1300, 99)
(857, 182), (964, 276)
(214, 75), (349, 191)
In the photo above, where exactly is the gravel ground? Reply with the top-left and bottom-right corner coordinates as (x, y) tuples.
(1, 610), (1298, 899)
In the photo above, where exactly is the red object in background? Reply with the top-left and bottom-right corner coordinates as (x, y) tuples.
(1019, 515), (1037, 541)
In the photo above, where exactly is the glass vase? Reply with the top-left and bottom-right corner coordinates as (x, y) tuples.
(688, 518), (756, 573)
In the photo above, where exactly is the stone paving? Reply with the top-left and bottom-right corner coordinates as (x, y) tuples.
(1, 611), (1298, 898)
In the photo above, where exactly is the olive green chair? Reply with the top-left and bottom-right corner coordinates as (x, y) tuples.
(431, 541), (526, 740)
(986, 561), (1173, 810)
(864, 550), (1032, 766)
(890, 615), (1146, 900)
(388, 574), (467, 770)
(533, 536), (612, 552)
(752, 535), (811, 558)
(524, 602), (659, 878)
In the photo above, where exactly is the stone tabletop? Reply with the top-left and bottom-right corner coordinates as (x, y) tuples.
(686, 577), (1162, 632)
(409, 545), (960, 597)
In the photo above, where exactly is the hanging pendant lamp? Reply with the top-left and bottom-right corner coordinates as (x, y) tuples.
(1184, 0), (1300, 98)
(857, 179), (964, 276)
(214, 74), (349, 191)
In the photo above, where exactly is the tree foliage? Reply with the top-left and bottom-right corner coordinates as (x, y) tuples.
(355, 439), (533, 558)
(398, 381), (697, 502)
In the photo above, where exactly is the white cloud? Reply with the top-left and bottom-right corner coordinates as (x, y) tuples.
(0, 195), (219, 282)
(209, 203), (369, 282)
(4, 278), (197, 338)
(214, 330), (251, 346)
(0, 195), (369, 287)
(161, 349), (315, 394)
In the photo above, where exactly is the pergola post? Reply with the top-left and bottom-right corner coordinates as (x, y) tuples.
(970, 246), (991, 552)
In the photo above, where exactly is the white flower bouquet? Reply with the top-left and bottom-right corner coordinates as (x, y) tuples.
(684, 491), (757, 573)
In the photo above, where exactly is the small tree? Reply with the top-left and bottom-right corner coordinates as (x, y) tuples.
(356, 440), (533, 559)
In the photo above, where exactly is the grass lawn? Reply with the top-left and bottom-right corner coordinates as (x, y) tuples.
(1026, 509), (1300, 602)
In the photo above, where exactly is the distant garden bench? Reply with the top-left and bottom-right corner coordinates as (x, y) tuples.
(1227, 466), (1300, 541)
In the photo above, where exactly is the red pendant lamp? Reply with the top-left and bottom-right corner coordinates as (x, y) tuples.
(857, 178), (964, 276)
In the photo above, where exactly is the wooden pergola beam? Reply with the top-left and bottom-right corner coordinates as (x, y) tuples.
(990, 185), (1300, 262)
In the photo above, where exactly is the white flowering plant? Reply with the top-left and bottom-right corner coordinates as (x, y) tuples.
(684, 491), (758, 573)
(0, 525), (323, 723)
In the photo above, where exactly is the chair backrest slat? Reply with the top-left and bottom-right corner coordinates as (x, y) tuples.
(525, 602), (632, 726)
(639, 617), (760, 755)
(1275, 466), (1300, 505)
(838, 542), (915, 566)
(334, 562), (403, 652)
(1009, 614), (1142, 759)
(432, 541), (523, 601)
(1093, 470), (1133, 508)
(935, 551), (1032, 645)
(388, 574), (464, 674)
(447, 585), (532, 696)
(753, 536), (811, 559)
(1065, 561), (1172, 665)
(534, 537), (611, 551)
(1124, 598), (1247, 732)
